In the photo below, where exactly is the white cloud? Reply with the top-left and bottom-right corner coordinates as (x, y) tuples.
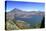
(6, 10), (10, 12)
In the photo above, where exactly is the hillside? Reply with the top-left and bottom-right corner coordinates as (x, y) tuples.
(6, 8), (44, 30)
(6, 8), (44, 20)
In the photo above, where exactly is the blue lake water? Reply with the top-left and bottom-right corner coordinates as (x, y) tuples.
(15, 15), (43, 25)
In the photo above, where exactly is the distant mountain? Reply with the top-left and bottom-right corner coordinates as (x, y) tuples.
(6, 8), (45, 29)
(6, 8), (44, 20)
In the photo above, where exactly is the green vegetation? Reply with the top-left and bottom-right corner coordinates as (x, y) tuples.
(6, 20), (31, 30)
(6, 19), (41, 30)
(16, 20), (31, 29)
(31, 23), (41, 28)
(6, 20), (21, 30)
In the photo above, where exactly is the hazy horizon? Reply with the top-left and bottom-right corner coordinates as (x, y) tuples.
(6, 1), (45, 12)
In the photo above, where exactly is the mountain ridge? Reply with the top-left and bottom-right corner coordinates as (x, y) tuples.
(6, 8), (44, 20)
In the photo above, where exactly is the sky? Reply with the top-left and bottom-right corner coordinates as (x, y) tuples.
(5, 0), (44, 3)
(5, 1), (45, 12)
